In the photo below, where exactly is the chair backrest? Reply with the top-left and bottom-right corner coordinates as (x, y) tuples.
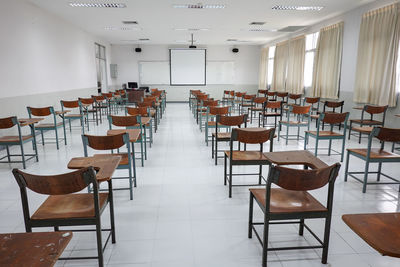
(217, 114), (247, 127)
(267, 91), (276, 97)
(203, 100), (219, 107)
(372, 127), (400, 143)
(324, 100), (344, 109)
(79, 97), (94, 105)
(82, 133), (127, 151)
(196, 94), (208, 101)
(138, 101), (154, 108)
(0, 116), (18, 129)
(209, 106), (229, 116)
(291, 105), (311, 115)
(243, 94), (255, 101)
(265, 101), (282, 110)
(276, 92), (288, 98)
(109, 115), (140, 128)
(320, 112), (349, 125)
(102, 92), (113, 99)
(304, 97), (320, 104)
(268, 163), (341, 191)
(92, 95), (105, 102)
(235, 92), (245, 98)
(364, 105), (388, 115)
(231, 127), (275, 145)
(126, 106), (148, 116)
(258, 90), (268, 96)
(61, 100), (80, 109)
(13, 167), (96, 195)
(288, 94), (302, 101)
(27, 106), (53, 117)
(253, 97), (267, 105)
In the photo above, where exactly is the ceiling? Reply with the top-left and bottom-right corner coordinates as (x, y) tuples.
(28, 0), (376, 45)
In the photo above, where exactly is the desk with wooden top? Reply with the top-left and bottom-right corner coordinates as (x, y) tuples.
(263, 150), (328, 169)
(342, 213), (400, 258)
(18, 118), (43, 127)
(0, 231), (72, 267)
(107, 128), (143, 168)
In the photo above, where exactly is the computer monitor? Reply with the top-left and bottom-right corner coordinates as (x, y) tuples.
(127, 82), (138, 89)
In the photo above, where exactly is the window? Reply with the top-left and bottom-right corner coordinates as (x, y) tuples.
(304, 32), (319, 87)
(267, 46), (276, 86)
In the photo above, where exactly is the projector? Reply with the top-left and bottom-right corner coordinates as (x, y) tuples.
(189, 45), (197, 49)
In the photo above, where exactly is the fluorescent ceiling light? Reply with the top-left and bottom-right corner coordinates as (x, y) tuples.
(174, 28), (210, 31)
(69, 2), (127, 8)
(272, 5), (324, 11)
(173, 4), (225, 9)
(104, 26), (141, 31)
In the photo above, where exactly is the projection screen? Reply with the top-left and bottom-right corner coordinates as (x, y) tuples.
(169, 49), (206, 86)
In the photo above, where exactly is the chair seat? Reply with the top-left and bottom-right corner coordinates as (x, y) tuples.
(212, 132), (231, 139)
(250, 188), (327, 214)
(65, 114), (82, 118)
(36, 122), (63, 128)
(0, 135), (33, 143)
(350, 119), (383, 125)
(347, 148), (400, 159)
(280, 121), (308, 126)
(225, 151), (268, 161)
(94, 153), (131, 165)
(31, 193), (108, 220)
(306, 131), (343, 137)
(208, 121), (216, 126)
(351, 126), (373, 134)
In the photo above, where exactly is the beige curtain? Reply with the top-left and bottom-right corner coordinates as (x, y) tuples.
(271, 41), (288, 91)
(353, 4), (399, 107)
(312, 22), (344, 98)
(286, 36), (306, 94)
(258, 47), (269, 89)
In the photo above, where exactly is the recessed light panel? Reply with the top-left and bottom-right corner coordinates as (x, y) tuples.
(272, 5), (324, 11)
(174, 28), (210, 31)
(173, 4), (225, 9)
(69, 2), (127, 8)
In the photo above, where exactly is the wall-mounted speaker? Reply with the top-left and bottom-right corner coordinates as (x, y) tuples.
(232, 48), (239, 53)
(135, 47), (142, 53)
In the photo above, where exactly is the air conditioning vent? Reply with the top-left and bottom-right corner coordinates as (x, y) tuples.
(122, 21), (138, 25)
(69, 3), (127, 8)
(250, 22), (265, 25)
(278, 26), (305, 32)
(173, 3), (225, 9)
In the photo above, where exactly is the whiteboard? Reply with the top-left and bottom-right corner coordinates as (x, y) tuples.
(206, 61), (235, 84)
(139, 61), (169, 85)
(170, 49), (206, 85)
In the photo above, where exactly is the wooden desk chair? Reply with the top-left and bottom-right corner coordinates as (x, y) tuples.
(283, 93), (303, 117)
(189, 90), (202, 110)
(239, 94), (256, 115)
(305, 112), (350, 162)
(249, 97), (267, 123)
(212, 114), (247, 165)
(92, 95), (108, 122)
(224, 127), (275, 197)
(0, 117), (38, 168)
(249, 163), (341, 267)
(109, 115), (145, 167)
(79, 97), (99, 126)
(259, 101), (283, 128)
(199, 100), (219, 132)
(126, 106), (153, 147)
(27, 106), (67, 150)
(322, 100), (344, 130)
(101, 92), (115, 114)
(349, 105), (388, 143)
(222, 90), (235, 106)
(257, 89), (268, 97)
(138, 100), (158, 131)
(278, 105), (311, 145)
(276, 92), (288, 105)
(266, 91), (277, 101)
(205, 105), (229, 146)
(234, 92), (246, 111)
(82, 133), (135, 200)
(60, 100), (88, 134)
(12, 167), (115, 267)
(345, 127), (400, 193)
(303, 97), (321, 127)
(194, 94), (209, 121)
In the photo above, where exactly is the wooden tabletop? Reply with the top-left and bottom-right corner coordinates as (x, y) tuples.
(263, 150), (328, 169)
(18, 118), (44, 126)
(140, 117), (151, 125)
(68, 155), (121, 182)
(55, 110), (70, 115)
(107, 129), (141, 142)
(0, 231), (72, 267)
(342, 213), (400, 258)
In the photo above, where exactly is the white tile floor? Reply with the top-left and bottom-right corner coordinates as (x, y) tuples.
(1, 103), (400, 267)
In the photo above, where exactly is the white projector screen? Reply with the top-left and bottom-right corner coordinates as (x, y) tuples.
(170, 49), (206, 85)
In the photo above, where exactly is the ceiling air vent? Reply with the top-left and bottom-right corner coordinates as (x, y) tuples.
(250, 22), (265, 25)
(272, 5), (324, 11)
(139, 38), (150, 41)
(122, 21), (138, 25)
(173, 3), (225, 9)
(278, 26), (305, 32)
(69, 3), (127, 8)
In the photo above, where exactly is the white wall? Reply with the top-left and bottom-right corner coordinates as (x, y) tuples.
(0, 0), (112, 118)
(110, 45), (260, 101)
